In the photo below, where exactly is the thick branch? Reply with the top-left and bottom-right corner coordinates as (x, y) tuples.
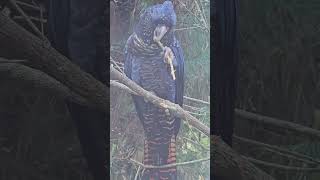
(0, 61), (89, 106)
(0, 12), (109, 112)
(236, 109), (320, 140)
(212, 136), (275, 180)
(0, 150), (59, 180)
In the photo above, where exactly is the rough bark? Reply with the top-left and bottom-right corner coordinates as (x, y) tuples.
(0, 150), (60, 180)
(0, 12), (109, 112)
(212, 136), (275, 180)
(0, 60), (89, 106)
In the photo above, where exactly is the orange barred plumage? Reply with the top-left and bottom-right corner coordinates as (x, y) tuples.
(142, 136), (177, 180)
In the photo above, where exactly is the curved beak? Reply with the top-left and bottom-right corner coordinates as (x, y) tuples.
(153, 24), (169, 42)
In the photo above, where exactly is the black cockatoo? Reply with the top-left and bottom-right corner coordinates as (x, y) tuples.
(124, 1), (184, 179)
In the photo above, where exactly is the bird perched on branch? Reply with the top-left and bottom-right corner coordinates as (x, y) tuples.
(124, 1), (184, 179)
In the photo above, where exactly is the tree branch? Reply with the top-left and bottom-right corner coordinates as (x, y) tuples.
(235, 109), (320, 140)
(110, 65), (210, 136)
(211, 136), (275, 180)
(234, 135), (320, 165)
(8, 0), (46, 40)
(244, 156), (320, 172)
(0, 12), (109, 112)
(0, 150), (60, 180)
(128, 157), (210, 169)
(0, 61), (89, 106)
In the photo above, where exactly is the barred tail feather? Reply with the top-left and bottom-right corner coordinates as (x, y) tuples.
(142, 136), (178, 180)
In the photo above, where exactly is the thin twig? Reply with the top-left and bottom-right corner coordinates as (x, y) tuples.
(0, 58), (27, 63)
(176, 0), (209, 32)
(234, 135), (320, 165)
(9, 0), (47, 40)
(134, 165), (141, 180)
(244, 156), (320, 172)
(184, 104), (202, 111)
(235, 109), (320, 140)
(181, 136), (209, 151)
(184, 96), (210, 105)
(129, 157), (209, 169)
(174, 26), (201, 31)
(12, 16), (47, 23)
(15, 0), (42, 11)
(263, 147), (318, 165)
(110, 57), (124, 73)
(154, 39), (176, 80)
(39, 4), (44, 35)
(194, 0), (208, 32)
(185, 110), (206, 116)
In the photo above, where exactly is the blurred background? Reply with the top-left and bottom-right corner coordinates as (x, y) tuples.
(233, 0), (320, 180)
